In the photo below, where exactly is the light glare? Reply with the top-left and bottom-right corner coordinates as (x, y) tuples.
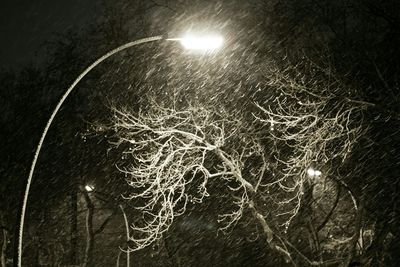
(180, 34), (223, 51)
(307, 168), (322, 177)
(85, 185), (94, 192)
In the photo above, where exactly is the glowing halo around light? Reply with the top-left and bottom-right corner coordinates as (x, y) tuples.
(307, 168), (322, 177)
(85, 185), (94, 192)
(179, 34), (223, 51)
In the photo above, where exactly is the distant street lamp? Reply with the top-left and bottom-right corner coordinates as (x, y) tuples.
(17, 33), (223, 266)
(307, 167), (322, 178)
(84, 185), (94, 192)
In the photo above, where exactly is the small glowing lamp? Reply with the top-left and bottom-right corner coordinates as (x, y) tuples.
(85, 185), (94, 192)
(307, 168), (322, 177)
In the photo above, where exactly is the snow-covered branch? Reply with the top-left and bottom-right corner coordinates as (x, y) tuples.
(109, 103), (263, 251)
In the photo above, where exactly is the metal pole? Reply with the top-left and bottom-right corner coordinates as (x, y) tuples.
(17, 35), (164, 266)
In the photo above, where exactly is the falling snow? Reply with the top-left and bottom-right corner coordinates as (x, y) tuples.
(1, 0), (400, 266)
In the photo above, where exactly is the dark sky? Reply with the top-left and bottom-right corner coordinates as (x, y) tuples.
(0, 0), (98, 69)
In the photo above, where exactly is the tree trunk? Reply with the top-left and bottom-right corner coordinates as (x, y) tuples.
(116, 250), (122, 267)
(1, 228), (7, 267)
(69, 190), (78, 265)
(362, 219), (388, 266)
(345, 198), (364, 267)
(248, 201), (296, 266)
(83, 191), (94, 267)
(301, 181), (320, 260)
(119, 205), (130, 267)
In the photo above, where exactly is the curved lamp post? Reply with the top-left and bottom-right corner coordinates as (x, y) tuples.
(18, 33), (223, 266)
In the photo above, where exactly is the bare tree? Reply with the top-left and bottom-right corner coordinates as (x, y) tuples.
(108, 103), (261, 249)
(104, 59), (373, 265)
(252, 61), (375, 265)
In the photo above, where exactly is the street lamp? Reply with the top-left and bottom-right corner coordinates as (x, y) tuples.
(84, 185), (94, 192)
(307, 167), (322, 178)
(174, 34), (223, 51)
(17, 33), (223, 266)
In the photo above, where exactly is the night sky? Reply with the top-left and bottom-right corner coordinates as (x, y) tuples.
(0, 0), (98, 69)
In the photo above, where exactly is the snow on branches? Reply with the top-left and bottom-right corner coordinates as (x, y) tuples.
(109, 103), (265, 251)
(100, 57), (373, 264)
(253, 90), (367, 229)
(106, 86), (368, 258)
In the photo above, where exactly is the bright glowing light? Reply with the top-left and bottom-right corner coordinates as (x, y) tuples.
(179, 34), (223, 51)
(307, 168), (322, 177)
(85, 185), (94, 192)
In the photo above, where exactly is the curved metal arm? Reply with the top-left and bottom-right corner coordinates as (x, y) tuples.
(17, 35), (163, 266)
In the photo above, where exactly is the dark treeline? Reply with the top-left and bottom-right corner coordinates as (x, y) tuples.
(1, 0), (399, 266)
